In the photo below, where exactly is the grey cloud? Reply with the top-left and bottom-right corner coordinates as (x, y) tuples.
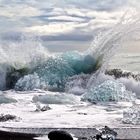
(0, 0), (139, 52)
(0, 31), (22, 41)
(1, 31), (93, 42)
(41, 33), (93, 42)
(34, 14), (90, 23)
(53, 0), (128, 11)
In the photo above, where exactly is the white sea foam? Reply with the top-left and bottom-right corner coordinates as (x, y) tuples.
(118, 78), (140, 98)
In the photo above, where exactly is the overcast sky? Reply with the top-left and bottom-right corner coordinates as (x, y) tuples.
(0, 0), (140, 52)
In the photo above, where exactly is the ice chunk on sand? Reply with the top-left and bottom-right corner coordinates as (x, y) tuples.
(82, 80), (136, 102)
(0, 94), (17, 104)
(123, 102), (140, 125)
(32, 93), (79, 105)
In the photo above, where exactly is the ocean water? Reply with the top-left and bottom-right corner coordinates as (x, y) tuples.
(0, 13), (140, 128)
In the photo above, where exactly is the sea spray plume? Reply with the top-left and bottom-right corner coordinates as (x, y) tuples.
(0, 35), (96, 91)
(0, 34), (50, 90)
(0, 34), (49, 68)
(87, 10), (140, 88)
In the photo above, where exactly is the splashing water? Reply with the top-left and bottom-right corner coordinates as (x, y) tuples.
(82, 11), (140, 103)
(15, 51), (97, 91)
(0, 11), (140, 105)
(0, 35), (49, 68)
(0, 10), (140, 128)
(78, 11), (140, 103)
(0, 34), (50, 89)
(87, 10), (140, 88)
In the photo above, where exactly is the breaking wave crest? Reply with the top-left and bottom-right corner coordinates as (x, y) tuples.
(0, 11), (140, 103)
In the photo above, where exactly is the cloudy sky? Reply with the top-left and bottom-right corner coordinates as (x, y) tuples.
(0, 0), (140, 52)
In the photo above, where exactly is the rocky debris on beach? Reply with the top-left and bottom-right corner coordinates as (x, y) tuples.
(33, 95), (52, 112)
(47, 126), (117, 140)
(48, 130), (73, 140)
(91, 126), (117, 140)
(0, 114), (20, 122)
(105, 69), (140, 81)
(35, 103), (51, 112)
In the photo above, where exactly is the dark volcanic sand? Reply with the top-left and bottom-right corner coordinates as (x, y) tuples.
(0, 127), (140, 140)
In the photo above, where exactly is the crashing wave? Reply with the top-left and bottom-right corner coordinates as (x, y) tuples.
(82, 80), (136, 103)
(0, 35), (49, 90)
(105, 69), (140, 98)
(14, 51), (98, 91)
(61, 51), (97, 74)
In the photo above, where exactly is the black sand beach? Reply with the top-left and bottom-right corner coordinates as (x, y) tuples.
(0, 127), (140, 140)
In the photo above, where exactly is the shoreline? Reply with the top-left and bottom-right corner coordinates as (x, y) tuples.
(0, 127), (140, 140)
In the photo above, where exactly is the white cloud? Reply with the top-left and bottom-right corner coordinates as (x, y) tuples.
(48, 15), (85, 22)
(24, 7), (124, 36)
(64, 7), (86, 17)
(1, 0), (140, 45)
(0, 5), (41, 18)
(25, 23), (78, 35)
